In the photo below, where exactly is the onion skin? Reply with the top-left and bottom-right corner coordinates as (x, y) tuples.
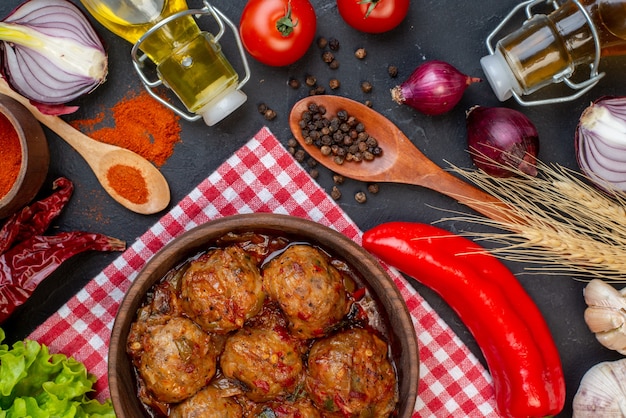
(466, 106), (539, 178)
(576, 96), (626, 193)
(391, 60), (481, 116)
(0, 0), (107, 111)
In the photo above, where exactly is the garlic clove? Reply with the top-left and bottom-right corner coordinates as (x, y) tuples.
(573, 359), (626, 417)
(584, 307), (626, 333)
(595, 330), (626, 356)
(584, 279), (626, 310)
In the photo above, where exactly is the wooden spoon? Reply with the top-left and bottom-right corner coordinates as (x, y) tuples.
(0, 78), (170, 215)
(289, 96), (515, 224)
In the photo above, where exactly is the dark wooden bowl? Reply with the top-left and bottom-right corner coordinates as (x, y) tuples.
(109, 213), (419, 417)
(0, 94), (49, 219)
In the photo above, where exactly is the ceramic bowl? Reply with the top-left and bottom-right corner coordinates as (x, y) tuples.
(109, 213), (419, 417)
(0, 94), (49, 219)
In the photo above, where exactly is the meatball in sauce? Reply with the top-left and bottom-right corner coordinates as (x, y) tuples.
(263, 245), (351, 339)
(181, 245), (265, 334)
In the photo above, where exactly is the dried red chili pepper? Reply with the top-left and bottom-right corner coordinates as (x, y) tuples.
(0, 177), (73, 254)
(0, 231), (125, 323)
(362, 222), (565, 418)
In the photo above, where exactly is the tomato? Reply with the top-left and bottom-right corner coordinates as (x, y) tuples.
(337, 0), (409, 33)
(239, 0), (317, 67)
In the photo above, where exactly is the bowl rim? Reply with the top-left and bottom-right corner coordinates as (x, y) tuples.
(0, 94), (49, 218)
(109, 213), (419, 417)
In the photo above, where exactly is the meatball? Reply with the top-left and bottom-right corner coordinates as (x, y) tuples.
(170, 386), (243, 418)
(256, 398), (323, 417)
(181, 245), (265, 334)
(305, 328), (398, 417)
(220, 326), (305, 402)
(127, 316), (217, 404)
(262, 245), (350, 339)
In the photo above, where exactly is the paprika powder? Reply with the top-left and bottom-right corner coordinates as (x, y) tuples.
(0, 113), (22, 198)
(106, 164), (149, 205)
(70, 90), (181, 167)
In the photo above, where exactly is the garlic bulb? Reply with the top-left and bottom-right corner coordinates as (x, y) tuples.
(573, 359), (626, 417)
(583, 279), (626, 354)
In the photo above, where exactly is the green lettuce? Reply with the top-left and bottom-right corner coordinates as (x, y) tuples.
(0, 329), (115, 417)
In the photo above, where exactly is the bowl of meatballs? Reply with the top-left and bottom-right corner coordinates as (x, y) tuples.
(109, 213), (419, 417)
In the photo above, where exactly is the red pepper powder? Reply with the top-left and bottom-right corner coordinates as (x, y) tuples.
(0, 113), (22, 198)
(106, 164), (149, 205)
(70, 90), (182, 167)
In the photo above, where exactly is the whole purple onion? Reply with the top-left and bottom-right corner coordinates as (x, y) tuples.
(391, 60), (481, 116)
(466, 106), (539, 178)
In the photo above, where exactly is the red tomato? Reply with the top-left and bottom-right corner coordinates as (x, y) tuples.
(337, 0), (409, 33)
(239, 0), (317, 67)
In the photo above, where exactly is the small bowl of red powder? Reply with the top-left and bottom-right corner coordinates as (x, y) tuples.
(0, 94), (49, 219)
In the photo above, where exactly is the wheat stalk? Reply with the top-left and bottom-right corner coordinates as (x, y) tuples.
(443, 158), (626, 281)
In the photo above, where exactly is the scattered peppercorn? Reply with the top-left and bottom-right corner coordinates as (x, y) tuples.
(264, 108), (277, 121)
(329, 79), (340, 90)
(333, 174), (344, 184)
(367, 183), (380, 194)
(355, 48), (367, 59)
(305, 75), (317, 87)
(287, 138), (298, 148)
(294, 149), (306, 162)
(317, 36), (328, 49)
(388, 65), (399, 78)
(307, 158), (317, 168)
(355, 191), (367, 203)
(258, 103), (268, 114)
(313, 86), (326, 95)
(288, 78), (301, 89)
(322, 51), (334, 63)
(331, 186), (342, 200)
(309, 168), (319, 179)
(361, 81), (373, 93)
(329, 60), (339, 70)
(328, 38), (340, 51)
(364, 100), (373, 108)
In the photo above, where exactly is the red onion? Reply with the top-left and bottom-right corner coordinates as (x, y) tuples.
(391, 60), (481, 115)
(466, 106), (539, 177)
(0, 0), (107, 110)
(576, 96), (626, 192)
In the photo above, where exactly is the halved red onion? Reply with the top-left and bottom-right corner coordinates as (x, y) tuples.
(0, 0), (107, 107)
(576, 97), (626, 192)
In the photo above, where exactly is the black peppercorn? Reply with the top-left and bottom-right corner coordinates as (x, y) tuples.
(328, 37), (340, 51)
(355, 192), (367, 203)
(355, 48), (367, 59)
(361, 81), (373, 93)
(388, 65), (399, 78)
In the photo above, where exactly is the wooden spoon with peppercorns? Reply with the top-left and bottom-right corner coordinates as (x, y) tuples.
(0, 78), (170, 215)
(289, 95), (516, 224)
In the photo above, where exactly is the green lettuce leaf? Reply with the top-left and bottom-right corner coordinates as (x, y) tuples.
(0, 328), (115, 417)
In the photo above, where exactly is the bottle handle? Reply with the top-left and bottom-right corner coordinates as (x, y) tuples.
(130, 1), (251, 122)
(485, 0), (604, 106)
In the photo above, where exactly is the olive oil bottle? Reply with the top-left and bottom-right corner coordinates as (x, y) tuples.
(79, 0), (247, 125)
(481, 0), (626, 103)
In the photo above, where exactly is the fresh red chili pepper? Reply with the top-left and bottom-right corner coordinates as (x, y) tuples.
(362, 222), (565, 418)
(0, 231), (125, 323)
(0, 177), (73, 254)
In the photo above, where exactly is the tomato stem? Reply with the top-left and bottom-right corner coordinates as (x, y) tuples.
(358, 0), (381, 18)
(276, 0), (299, 37)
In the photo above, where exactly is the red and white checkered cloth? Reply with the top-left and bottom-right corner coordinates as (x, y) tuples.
(29, 127), (498, 417)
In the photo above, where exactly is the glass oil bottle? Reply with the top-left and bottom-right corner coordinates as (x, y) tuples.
(79, 0), (250, 125)
(481, 0), (626, 105)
